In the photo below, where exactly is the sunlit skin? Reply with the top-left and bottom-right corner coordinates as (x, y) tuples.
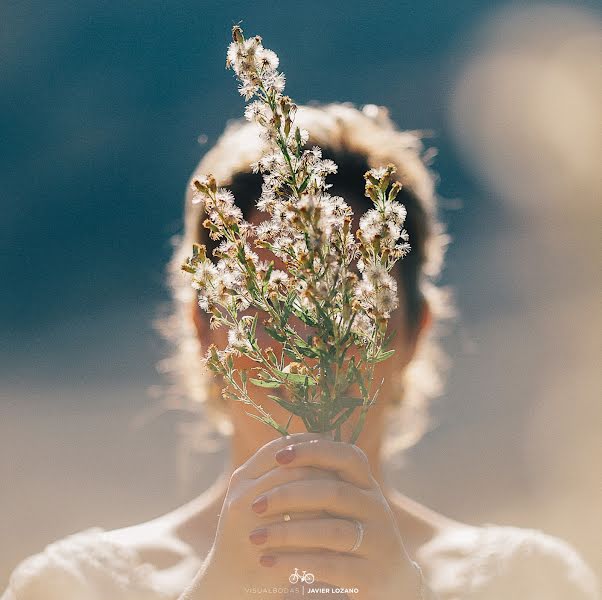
(155, 205), (460, 599)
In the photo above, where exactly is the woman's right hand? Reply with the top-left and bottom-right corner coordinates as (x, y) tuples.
(180, 431), (339, 600)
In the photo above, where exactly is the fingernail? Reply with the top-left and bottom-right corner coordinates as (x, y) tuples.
(275, 445), (296, 464)
(249, 528), (268, 545)
(260, 555), (276, 567)
(252, 495), (268, 514)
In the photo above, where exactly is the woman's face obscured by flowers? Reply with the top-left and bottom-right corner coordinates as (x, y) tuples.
(192, 199), (427, 451)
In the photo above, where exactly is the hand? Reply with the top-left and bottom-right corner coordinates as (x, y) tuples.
(179, 432), (342, 600)
(246, 436), (424, 599)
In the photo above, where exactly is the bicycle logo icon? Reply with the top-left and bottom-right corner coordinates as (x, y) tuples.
(289, 567), (315, 584)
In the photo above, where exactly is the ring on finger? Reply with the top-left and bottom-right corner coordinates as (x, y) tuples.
(349, 519), (364, 553)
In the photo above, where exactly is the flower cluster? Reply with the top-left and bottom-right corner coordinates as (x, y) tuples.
(182, 25), (410, 443)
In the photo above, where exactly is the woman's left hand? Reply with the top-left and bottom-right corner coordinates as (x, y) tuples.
(247, 436), (424, 599)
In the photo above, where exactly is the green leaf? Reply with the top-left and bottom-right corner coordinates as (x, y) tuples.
(330, 406), (357, 429)
(265, 261), (274, 283)
(336, 396), (364, 408)
(283, 372), (317, 386)
(369, 349), (396, 363)
(281, 293), (296, 323)
(296, 345), (319, 358)
(292, 339), (320, 358)
(249, 378), (281, 388)
(349, 405), (369, 444)
(244, 412), (289, 436)
(382, 328), (397, 349)
(264, 326), (286, 343)
(267, 394), (307, 416)
(271, 369), (317, 386)
(293, 309), (316, 327)
(298, 174), (311, 193)
(283, 347), (299, 360)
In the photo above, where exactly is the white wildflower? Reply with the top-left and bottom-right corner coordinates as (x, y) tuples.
(244, 100), (270, 124)
(269, 269), (288, 285)
(367, 166), (388, 180)
(363, 262), (389, 286)
(384, 201), (407, 226)
(256, 47), (279, 70)
(227, 325), (253, 354)
(298, 128), (310, 145)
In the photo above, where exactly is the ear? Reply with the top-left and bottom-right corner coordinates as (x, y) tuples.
(395, 298), (433, 368)
(417, 298), (433, 338)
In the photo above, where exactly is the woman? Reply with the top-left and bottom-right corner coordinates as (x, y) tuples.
(3, 103), (599, 600)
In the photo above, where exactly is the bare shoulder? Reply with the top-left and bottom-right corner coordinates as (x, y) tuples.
(386, 490), (599, 598)
(416, 521), (600, 600)
(2, 523), (189, 600)
(105, 514), (205, 570)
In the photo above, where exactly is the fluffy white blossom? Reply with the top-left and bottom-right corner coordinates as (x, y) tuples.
(227, 324), (253, 354)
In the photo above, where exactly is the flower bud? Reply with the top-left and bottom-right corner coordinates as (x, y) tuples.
(379, 163), (397, 192)
(364, 171), (379, 186)
(388, 181), (402, 201)
(192, 243), (207, 260)
(232, 25), (244, 45)
(265, 347), (278, 364)
(283, 361), (302, 374)
(207, 174), (217, 194)
(343, 215), (351, 238)
(364, 182), (380, 203)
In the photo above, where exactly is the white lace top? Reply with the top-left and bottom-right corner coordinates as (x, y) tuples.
(2, 524), (599, 599)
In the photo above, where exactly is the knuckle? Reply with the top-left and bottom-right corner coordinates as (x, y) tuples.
(332, 481), (350, 503)
(272, 484), (289, 508)
(230, 465), (246, 484)
(288, 466), (318, 480)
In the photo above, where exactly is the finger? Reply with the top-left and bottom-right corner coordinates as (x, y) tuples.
(251, 479), (376, 521)
(234, 432), (330, 480)
(274, 439), (374, 489)
(249, 517), (370, 556)
(257, 550), (367, 592)
(252, 464), (339, 494)
(245, 466), (339, 522)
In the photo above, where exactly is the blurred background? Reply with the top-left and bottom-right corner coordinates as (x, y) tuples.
(1, 0), (600, 589)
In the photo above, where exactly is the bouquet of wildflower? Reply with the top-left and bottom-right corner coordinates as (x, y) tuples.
(181, 25), (410, 444)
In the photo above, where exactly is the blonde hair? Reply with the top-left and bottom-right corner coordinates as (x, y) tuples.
(155, 102), (451, 464)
